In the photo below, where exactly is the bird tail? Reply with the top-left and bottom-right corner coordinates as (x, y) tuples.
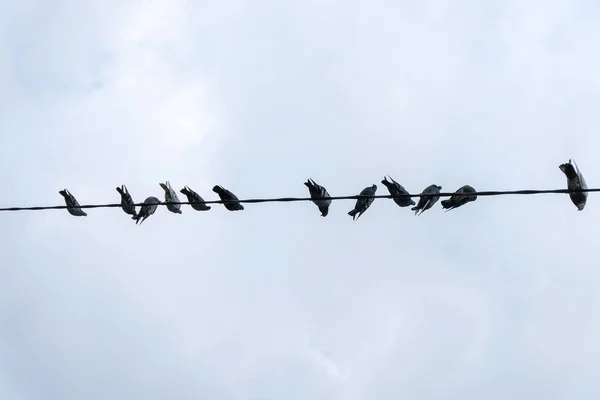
(116, 186), (125, 195)
(348, 209), (357, 219)
(180, 187), (190, 196)
(440, 199), (451, 209)
(159, 183), (169, 192)
(59, 189), (68, 197)
(319, 206), (329, 217)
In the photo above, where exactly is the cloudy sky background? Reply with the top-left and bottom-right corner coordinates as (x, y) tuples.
(1, 0), (600, 398)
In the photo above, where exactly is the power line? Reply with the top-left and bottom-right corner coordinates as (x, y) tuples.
(0, 188), (596, 212)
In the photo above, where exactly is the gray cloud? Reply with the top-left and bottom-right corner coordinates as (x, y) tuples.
(1, 0), (600, 399)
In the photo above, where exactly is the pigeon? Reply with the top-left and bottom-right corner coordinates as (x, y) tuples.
(180, 186), (211, 211)
(348, 184), (377, 220)
(411, 184), (442, 216)
(304, 178), (331, 216)
(159, 181), (182, 214)
(132, 196), (160, 225)
(559, 159), (588, 211)
(116, 185), (137, 217)
(212, 185), (244, 211)
(441, 185), (477, 211)
(381, 176), (415, 207)
(59, 189), (87, 217)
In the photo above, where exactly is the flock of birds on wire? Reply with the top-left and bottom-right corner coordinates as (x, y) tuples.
(55, 159), (589, 225)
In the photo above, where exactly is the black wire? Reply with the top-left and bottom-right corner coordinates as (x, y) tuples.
(0, 188), (595, 212)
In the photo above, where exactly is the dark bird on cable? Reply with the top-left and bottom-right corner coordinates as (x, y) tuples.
(180, 186), (211, 211)
(132, 197), (160, 225)
(559, 159), (587, 211)
(381, 176), (415, 207)
(348, 184), (377, 221)
(159, 181), (182, 214)
(116, 185), (137, 217)
(304, 178), (331, 217)
(411, 184), (442, 216)
(59, 189), (87, 217)
(441, 185), (477, 211)
(213, 185), (244, 211)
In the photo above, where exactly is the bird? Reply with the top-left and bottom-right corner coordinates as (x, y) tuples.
(411, 184), (442, 216)
(559, 159), (588, 211)
(159, 181), (182, 214)
(348, 184), (377, 220)
(212, 185), (244, 211)
(381, 176), (415, 207)
(132, 197), (160, 225)
(116, 185), (137, 217)
(180, 186), (211, 211)
(59, 189), (87, 217)
(441, 185), (477, 211)
(304, 178), (331, 216)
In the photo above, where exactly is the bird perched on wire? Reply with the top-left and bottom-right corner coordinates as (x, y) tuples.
(132, 197), (160, 225)
(411, 184), (442, 216)
(213, 185), (244, 211)
(441, 185), (477, 211)
(180, 186), (211, 211)
(381, 176), (415, 207)
(559, 159), (588, 211)
(348, 184), (377, 220)
(59, 189), (87, 217)
(159, 181), (182, 214)
(116, 185), (137, 217)
(304, 178), (331, 217)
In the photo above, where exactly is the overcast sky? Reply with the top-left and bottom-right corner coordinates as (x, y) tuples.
(1, 0), (600, 399)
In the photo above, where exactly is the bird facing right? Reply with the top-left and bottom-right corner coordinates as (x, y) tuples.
(180, 186), (211, 211)
(213, 185), (244, 211)
(132, 196), (160, 225)
(441, 185), (477, 211)
(348, 184), (377, 221)
(411, 184), (442, 216)
(59, 189), (87, 217)
(381, 176), (415, 207)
